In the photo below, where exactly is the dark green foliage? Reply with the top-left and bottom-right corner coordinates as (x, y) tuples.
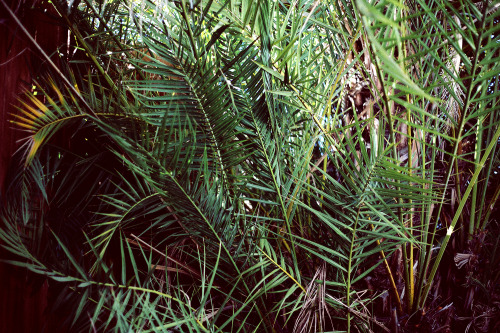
(1, 0), (499, 331)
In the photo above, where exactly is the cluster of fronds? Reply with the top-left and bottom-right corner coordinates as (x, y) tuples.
(1, 0), (499, 331)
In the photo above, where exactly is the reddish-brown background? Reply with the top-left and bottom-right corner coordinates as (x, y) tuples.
(1, 1), (69, 331)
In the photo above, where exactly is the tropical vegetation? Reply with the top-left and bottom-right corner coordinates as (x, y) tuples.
(1, 0), (499, 331)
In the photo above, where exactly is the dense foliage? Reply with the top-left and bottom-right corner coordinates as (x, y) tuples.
(1, 0), (499, 331)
